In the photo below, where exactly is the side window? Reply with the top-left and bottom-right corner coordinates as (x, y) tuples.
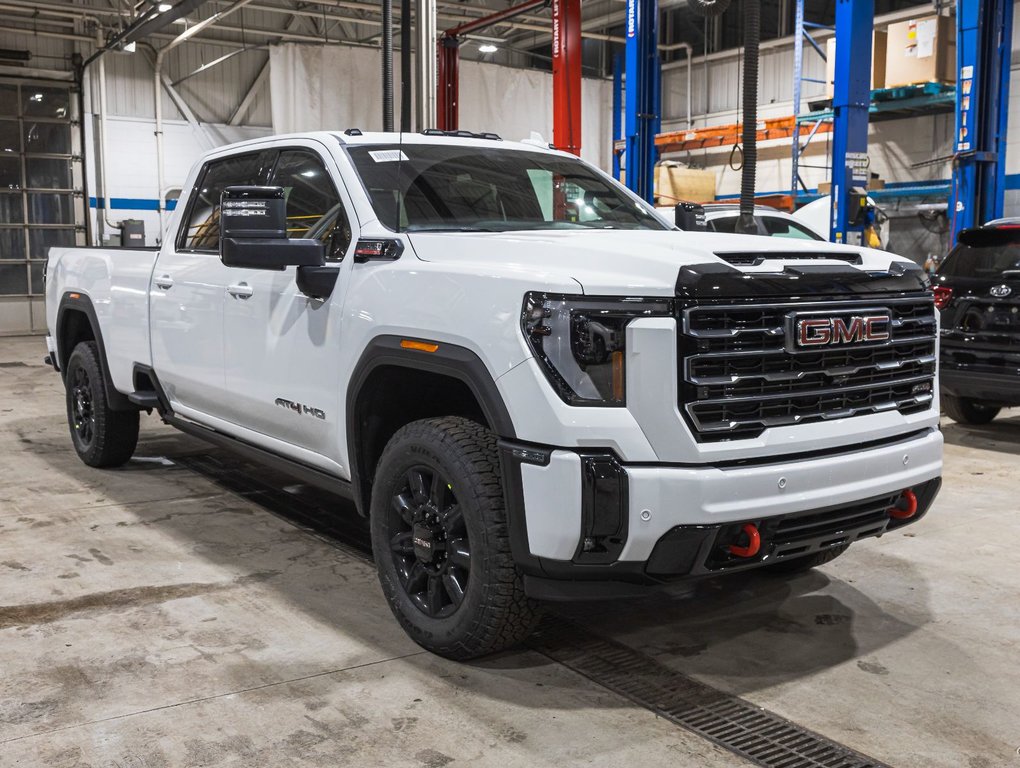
(178, 152), (270, 251)
(271, 150), (351, 262)
(762, 216), (823, 241)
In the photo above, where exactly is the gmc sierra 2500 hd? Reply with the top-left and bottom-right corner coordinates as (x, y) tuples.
(45, 131), (943, 659)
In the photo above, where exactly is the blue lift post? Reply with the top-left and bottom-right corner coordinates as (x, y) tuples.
(624, 0), (660, 202)
(829, 0), (874, 244)
(613, 52), (623, 180)
(949, 0), (1014, 240)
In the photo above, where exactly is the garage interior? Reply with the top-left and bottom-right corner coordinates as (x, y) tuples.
(1, 0), (1019, 766)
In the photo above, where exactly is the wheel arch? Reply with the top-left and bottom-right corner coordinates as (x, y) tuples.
(56, 292), (134, 411)
(346, 336), (516, 515)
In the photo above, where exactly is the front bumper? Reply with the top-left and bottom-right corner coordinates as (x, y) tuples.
(500, 427), (942, 596)
(941, 366), (1020, 406)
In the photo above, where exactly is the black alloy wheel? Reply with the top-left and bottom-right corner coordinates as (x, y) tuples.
(370, 417), (539, 659)
(70, 364), (96, 447)
(388, 465), (471, 618)
(64, 341), (139, 468)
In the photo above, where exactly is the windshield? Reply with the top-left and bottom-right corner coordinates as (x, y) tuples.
(939, 230), (1020, 279)
(347, 144), (668, 233)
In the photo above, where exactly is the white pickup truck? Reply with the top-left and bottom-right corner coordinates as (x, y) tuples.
(45, 131), (942, 659)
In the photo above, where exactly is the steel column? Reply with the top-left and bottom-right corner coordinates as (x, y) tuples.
(624, 0), (659, 202)
(829, 0), (873, 244)
(790, 0), (804, 195)
(436, 0), (549, 132)
(437, 36), (458, 129)
(415, 0), (437, 130)
(950, 0), (1013, 240)
(612, 52), (623, 179)
(552, 0), (582, 155)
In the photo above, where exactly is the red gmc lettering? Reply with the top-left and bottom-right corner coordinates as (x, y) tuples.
(864, 316), (890, 341)
(797, 314), (890, 347)
(832, 317), (864, 343)
(798, 318), (832, 346)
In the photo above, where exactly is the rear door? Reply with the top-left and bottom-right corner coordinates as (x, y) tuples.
(219, 142), (355, 471)
(149, 150), (274, 420)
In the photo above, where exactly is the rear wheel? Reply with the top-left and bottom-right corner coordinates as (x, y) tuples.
(370, 417), (539, 660)
(65, 341), (139, 468)
(943, 394), (1000, 425)
(766, 544), (849, 574)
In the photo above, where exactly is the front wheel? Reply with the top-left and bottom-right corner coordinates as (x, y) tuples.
(370, 417), (539, 660)
(65, 341), (139, 468)
(943, 394), (1000, 425)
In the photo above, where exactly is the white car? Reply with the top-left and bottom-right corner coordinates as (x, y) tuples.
(44, 131), (942, 659)
(659, 202), (826, 240)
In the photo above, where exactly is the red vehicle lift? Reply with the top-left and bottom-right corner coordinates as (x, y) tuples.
(437, 0), (582, 157)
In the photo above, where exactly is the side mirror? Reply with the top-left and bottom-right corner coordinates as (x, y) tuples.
(219, 186), (325, 270)
(675, 202), (707, 231)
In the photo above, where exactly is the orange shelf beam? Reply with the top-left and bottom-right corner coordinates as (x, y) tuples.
(656, 116), (832, 153)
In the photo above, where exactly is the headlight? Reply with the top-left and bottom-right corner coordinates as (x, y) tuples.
(521, 292), (672, 406)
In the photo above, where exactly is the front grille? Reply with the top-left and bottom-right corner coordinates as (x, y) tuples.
(680, 294), (937, 441)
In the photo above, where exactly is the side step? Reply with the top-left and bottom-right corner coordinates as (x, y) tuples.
(127, 390), (162, 410)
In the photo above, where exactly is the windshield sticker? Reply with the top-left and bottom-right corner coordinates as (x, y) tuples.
(369, 149), (408, 163)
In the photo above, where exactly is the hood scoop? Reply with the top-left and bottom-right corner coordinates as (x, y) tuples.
(714, 251), (863, 267)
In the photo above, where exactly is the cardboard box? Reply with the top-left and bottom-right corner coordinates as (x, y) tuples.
(654, 162), (717, 204)
(817, 175), (884, 196)
(824, 30), (888, 99)
(884, 15), (956, 88)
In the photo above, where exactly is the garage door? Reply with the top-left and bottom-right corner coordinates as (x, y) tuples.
(0, 80), (85, 335)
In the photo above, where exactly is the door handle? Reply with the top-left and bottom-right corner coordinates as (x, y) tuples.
(227, 282), (254, 299)
(154, 274), (173, 290)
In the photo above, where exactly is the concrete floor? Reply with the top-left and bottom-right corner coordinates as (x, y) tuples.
(1, 334), (1017, 768)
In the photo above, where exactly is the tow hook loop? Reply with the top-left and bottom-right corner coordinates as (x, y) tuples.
(888, 489), (918, 520)
(728, 523), (761, 558)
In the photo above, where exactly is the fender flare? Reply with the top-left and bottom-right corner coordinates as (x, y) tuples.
(55, 292), (134, 411)
(346, 335), (517, 514)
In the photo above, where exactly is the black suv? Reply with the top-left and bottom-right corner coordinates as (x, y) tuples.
(935, 221), (1020, 424)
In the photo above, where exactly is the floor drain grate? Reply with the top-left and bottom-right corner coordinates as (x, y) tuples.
(528, 618), (891, 768)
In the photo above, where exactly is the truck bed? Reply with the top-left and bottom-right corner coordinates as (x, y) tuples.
(45, 246), (159, 395)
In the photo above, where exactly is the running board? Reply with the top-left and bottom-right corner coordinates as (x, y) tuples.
(127, 391), (162, 410)
(164, 413), (356, 503)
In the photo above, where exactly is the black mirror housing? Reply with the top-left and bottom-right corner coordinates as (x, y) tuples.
(675, 202), (707, 231)
(219, 186), (326, 270)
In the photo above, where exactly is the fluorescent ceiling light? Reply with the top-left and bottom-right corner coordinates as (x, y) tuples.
(478, 44), (498, 53)
(158, 2), (172, 10)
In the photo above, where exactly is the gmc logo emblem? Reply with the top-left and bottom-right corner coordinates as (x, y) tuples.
(792, 313), (891, 349)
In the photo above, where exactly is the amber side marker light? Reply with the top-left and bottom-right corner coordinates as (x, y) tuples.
(69, 293), (80, 300)
(401, 339), (439, 353)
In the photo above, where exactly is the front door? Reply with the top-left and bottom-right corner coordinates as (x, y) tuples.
(219, 143), (354, 473)
(150, 149), (274, 421)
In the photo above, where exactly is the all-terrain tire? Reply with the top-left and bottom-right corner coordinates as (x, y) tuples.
(65, 341), (139, 468)
(943, 394), (1000, 425)
(370, 416), (539, 660)
(766, 544), (849, 574)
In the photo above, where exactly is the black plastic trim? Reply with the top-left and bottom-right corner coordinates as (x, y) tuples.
(165, 413), (354, 500)
(296, 265), (340, 300)
(675, 261), (930, 300)
(346, 335), (516, 515)
(131, 363), (172, 416)
(55, 292), (133, 412)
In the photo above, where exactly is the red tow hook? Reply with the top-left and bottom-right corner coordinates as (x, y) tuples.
(888, 489), (919, 520)
(728, 523), (761, 558)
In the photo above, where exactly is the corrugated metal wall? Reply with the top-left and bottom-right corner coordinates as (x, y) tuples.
(103, 42), (271, 126)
